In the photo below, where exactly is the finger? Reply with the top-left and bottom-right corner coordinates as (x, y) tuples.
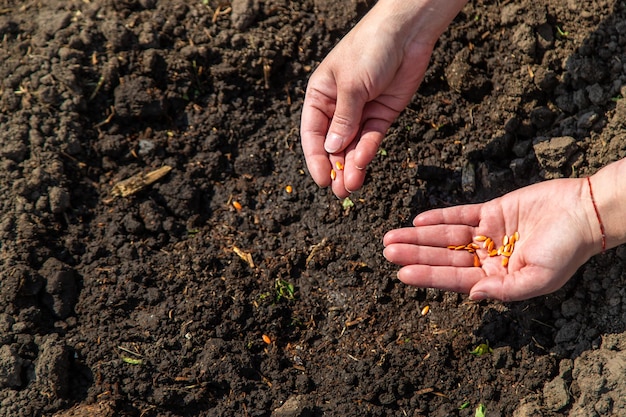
(301, 94), (333, 187)
(383, 244), (476, 267)
(324, 85), (366, 154)
(383, 225), (475, 247)
(413, 204), (483, 227)
(329, 154), (350, 199)
(341, 138), (365, 193)
(396, 264), (485, 294)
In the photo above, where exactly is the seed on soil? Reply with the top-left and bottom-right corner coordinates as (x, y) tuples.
(233, 201), (242, 211)
(262, 334), (271, 344)
(335, 161), (344, 170)
(285, 185), (293, 193)
(330, 168), (336, 180)
(421, 305), (430, 316)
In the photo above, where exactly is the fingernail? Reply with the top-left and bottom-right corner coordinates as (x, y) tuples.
(324, 133), (343, 153)
(469, 291), (488, 301)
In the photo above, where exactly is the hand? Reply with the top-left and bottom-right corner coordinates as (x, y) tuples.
(300, 1), (465, 198)
(383, 178), (602, 301)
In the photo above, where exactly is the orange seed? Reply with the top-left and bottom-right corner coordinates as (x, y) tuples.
(330, 169), (337, 181)
(474, 235), (488, 242)
(502, 257), (509, 267)
(473, 254), (481, 267)
(285, 185), (293, 193)
(421, 305), (430, 316)
(262, 334), (271, 344)
(335, 161), (344, 170)
(233, 201), (242, 211)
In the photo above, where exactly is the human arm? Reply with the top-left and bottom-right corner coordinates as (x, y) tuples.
(300, 0), (468, 198)
(382, 158), (626, 301)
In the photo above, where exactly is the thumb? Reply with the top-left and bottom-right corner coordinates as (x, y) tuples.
(324, 90), (365, 154)
(469, 276), (510, 302)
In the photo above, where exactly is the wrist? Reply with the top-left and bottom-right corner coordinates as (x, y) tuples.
(587, 158), (626, 252)
(372, 0), (468, 47)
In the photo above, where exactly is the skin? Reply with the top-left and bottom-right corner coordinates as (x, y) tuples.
(383, 158), (626, 301)
(301, 0), (468, 198)
(301, 0), (626, 301)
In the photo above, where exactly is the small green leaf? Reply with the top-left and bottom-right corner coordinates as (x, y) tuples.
(122, 357), (143, 365)
(377, 148), (387, 156)
(459, 401), (470, 410)
(475, 403), (486, 417)
(470, 343), (493, 356)
(342, 197), (354, 210)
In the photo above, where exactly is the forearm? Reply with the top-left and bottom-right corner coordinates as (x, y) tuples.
(368, 0), (469, 47)
(588, 158), (626, 252)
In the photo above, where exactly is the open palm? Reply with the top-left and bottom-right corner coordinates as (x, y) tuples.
(383, 178), (601, 301)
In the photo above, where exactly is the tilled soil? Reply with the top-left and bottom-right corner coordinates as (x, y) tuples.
(1, 0), (625, 416)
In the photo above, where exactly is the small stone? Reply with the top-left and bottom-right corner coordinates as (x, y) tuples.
(543, 376), (570, 411)
(272, 395), (313, 417)
(533, 136), (578, 171)
(48, 186), (70, 214)
(40, 258), (77, 319)
(35, 336), (70, 397)
(0, 345), (23, 388)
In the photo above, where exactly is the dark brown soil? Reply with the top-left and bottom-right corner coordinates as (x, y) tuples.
(1, 1), (626, 416)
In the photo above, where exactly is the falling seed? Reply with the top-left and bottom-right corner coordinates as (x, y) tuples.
(262, 334), (271, 344)
(421, 305), (430, 316)
(330, 169), (337, 180)
(285, 185), (293, 193)
(233, 201), (242, 210)
(335, 161), (344, 170)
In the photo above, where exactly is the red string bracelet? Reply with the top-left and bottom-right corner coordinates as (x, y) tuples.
(587, 176), (606, 253)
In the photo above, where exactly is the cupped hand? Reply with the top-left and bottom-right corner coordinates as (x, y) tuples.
(300, 5), (439, 198)
(383, 178), (602, 301)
